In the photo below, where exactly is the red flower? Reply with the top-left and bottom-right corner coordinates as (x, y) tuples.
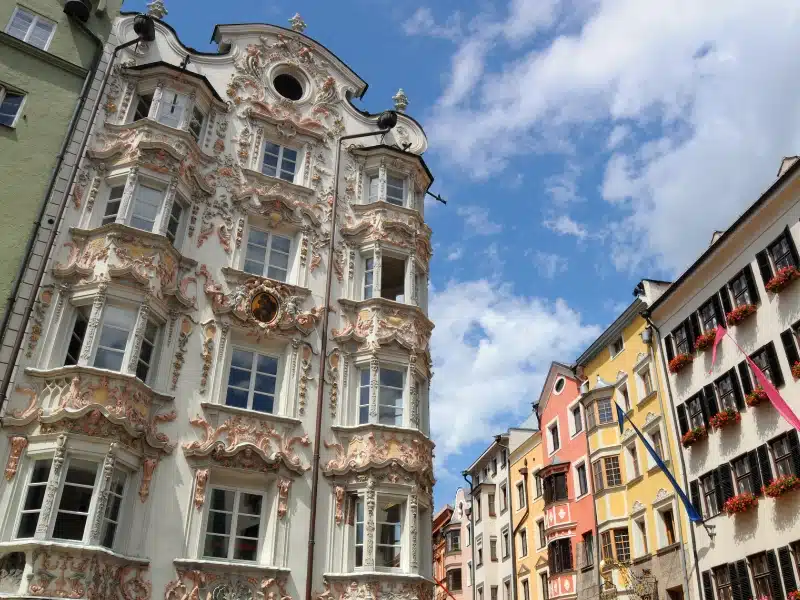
(669, 353), (694, 374)
(746, 387), (768, 407)
(694, 329), (717, 352)
(788, 590), (800, 600)
(681, 426), (708, 448)
(709, 408), (741, 430)
(722, 492), (758, 516)
(765, 266), (800, 294)
(726, 304), (757, 326)
(792, 361), (800, 380)
(762, 475), (800, 498)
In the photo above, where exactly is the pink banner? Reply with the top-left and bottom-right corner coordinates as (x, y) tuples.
(709, 324), (726, 373)
(725, 331), (800, 431)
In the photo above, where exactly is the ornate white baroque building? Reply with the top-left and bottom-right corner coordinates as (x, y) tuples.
(0, 11), (435, 600)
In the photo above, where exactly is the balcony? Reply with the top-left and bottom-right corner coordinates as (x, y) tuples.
(319, 572), (433, 600)
(5, 365), (175, 453)
(333, 298), (433, 363)
(0, 540), (150, 600)
(196, 265), (322, 339)
(52, 224), (197, 306)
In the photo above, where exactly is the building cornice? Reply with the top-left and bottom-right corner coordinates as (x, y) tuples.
(0, 32), (88, 78)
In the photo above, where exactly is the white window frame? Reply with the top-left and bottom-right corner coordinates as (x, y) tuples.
(633, 516), (648, 558)
(518, 527), (528, 558)
(642, 420), (666, 471)
(616, 379), (631, 412)
(636, 360), (655, 402)
(0, 85), (26, 128)
(165, 194), (187, 247)
(535, 518), (546, 549)
(223, 346), (282, 414)
(568, 399), (583, 438)
(156, 90), (187, 129)
(6, 6), (56, 50)
(573, 459), (589, 498)
(609, 335), (624, 359)
(546, 418), (560, 455)
(516, 480), (526, 510)
(385, 173), (408, 207)
(128, 182), (167, 233)
(261, 140), (299, 183)
(625, 441), (641, 481)
(99, 468), (128, 550)
(188, 104), (206, 143)
(199, 485), (267, 563)
(242, 225), (293, 283)
(655, 500), (678, 549)
(374, 494), (405, 571)
(52, 457), (100, 542)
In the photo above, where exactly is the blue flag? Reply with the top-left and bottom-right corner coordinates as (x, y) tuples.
(615, 403), (703, 522)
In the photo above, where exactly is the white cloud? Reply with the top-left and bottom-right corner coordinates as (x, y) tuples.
(421, 0), (800, 272)
(543, 214), (589, 239)
(607, 124), (630, 150)
(402, 7), (462, 41)
(457, 205), (503, 235)
(545, 162), (583, 205)
(533, 252), (569, 278)
(447, 245), (464, 261)
(429, 279), (601, 465)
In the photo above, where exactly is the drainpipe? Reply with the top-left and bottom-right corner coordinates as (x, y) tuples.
(511, 462), (528, 600)
(495, 436), (517, 600)
(579, 393), (602, 600)
(642, 315), (702, 600)
(463, 471), (476, 600)
(0, 16), (156, 417)
(0, 13), (104, 377)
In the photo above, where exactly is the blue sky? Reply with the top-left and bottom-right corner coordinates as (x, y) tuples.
(123, 0), (800, 508)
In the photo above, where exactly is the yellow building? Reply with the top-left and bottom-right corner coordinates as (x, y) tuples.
(575, 280), (693, 600)
(508, 420), (548, 600)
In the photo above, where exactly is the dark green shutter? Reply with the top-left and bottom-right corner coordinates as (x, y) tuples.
(748, 450), (762, 495)
(779, 546), (798, 594)
(703, 385), (718, 420)
(677, 404), (689, 436)
(713, 294), (725, 327)
(718, 464), (734, 505)
(788, 430), (800, 477)
(686, 318), (699, 350)
(719, 283), (733, 317)
(744, 265), (761, 305)
(702, 571), (714, 600)
(730, 369), (745, 410)
(766, 342), (785, 387)
(784, 226), (800, 267)
(756, 249), (774, 285)
(665, 334), (675, 362)
(729, 564), (742, 600)
(690, 480), (703, 519)
(712, 469), (723, 515)
(766, 550), (785, 600)
(735, 560), (753, 600)
(738, 361), (753, 396)
(780, 328), (800, 374)
(758, 445), (773, 487)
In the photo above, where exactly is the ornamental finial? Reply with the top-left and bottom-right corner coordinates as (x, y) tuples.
(289, 13), (307, 33)
(392, 88), (409, 112)
(146, 0), (167, 19)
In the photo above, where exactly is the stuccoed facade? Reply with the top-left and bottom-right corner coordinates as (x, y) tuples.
(0, 0), (119, 327)
(0, 13), (435, 600)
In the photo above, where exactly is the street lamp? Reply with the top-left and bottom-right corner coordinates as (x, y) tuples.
(304, 110), (398, 600)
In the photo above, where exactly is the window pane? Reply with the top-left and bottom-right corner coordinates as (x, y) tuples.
(0, 92), (24, 126)
(227, 366), (251, 389)
(225, 388), (249, 409)
(29, 20), (53, 49)
(210, 488), (235, 512)
(8, 10), (33, 41)
(203, 534), (229, 558)
(206, 512), (232, 534)
(252, 393), (274, 413)
(52, 512), (89, 540)
(257, 354), (278, 374)
(254, 374), (276, 395)
(231, 349), (253, 369)
(130, 185), (162, 232)
(380, 369), (404, 387)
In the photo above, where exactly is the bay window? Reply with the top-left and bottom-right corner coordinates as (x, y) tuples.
(243, 228), (291, 282)
(542, 472), (567, 504)
(262, 142), (297, 182)
(350, 493), (408, 571)
(16, 457), (128, 550)
(65, 302), (162, 385)
(202, 488), (264, 562)
(596, 398), (613, 425)
(157, 91), (186, 129)
(367, 173), (408, 207)
(377, 499), (403, 568)
(548, 538), (573, 574)
(101, 178), (186, 244)
(357, 365), (404, 426)
(592, 456), (622, 490)
(225, 348), (279, 414)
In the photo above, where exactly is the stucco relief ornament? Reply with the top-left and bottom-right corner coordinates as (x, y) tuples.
(194, 468), (209, 510)
(139, 457), (158, 502)
(322, 431), (434, 483)
(277, 478), (292, 518)
(146, 0), (167, 19)
(392, 88), (409, 112)
(334, 486), (345, 525)
(289, 13), (307, 33)
(4, 436), (28, 480)
(25, 285), (54, 358)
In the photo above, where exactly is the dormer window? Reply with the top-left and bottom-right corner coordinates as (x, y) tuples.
(262, 142), (297, 183)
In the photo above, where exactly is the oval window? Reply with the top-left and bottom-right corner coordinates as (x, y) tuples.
(553, 376), (566, 394)
(273, 73), (303, 101)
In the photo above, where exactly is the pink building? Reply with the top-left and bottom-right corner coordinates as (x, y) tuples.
(433, 488), (472, 600)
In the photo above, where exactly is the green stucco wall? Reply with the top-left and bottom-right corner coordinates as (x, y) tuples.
(0, 0), (116, 318)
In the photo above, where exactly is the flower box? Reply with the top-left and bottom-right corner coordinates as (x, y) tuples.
(765, 266), (800, 294)
(722, 492), (758, 516)
(792, 361), (800, 380)
(726, 304), (757, 326)
(789, 590), (800, 600)
(762, 474), (800, 498)
(694, 329), (717, 352)
(746, 387), (768, 407)
(709, 408), (741, 430)
(681, 426), (707, 448)
(669, 353), (694, 374)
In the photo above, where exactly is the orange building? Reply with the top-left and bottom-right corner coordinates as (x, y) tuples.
(434, 505), (456, 598)
(535, 363), (599, 600)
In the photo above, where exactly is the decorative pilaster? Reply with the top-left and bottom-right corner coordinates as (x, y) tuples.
(277, 478), (292, 519)
(179, 92), (196, 132)
(89, 443), (118, 545)
(408, 356), (419, 428)
(148, 82), (164, 120)
(78, 284), (107, 365)
(364, 477), (376, 567)
(139, 457), (158, 502)
(115, 167), (139, 226)
(193, 468), (209, 510)
(158, 177), (179, 236)
(216, 322), (230, 365)
(408, 258), (417, 306)
(334, 486), (345, 525)
(378, 160), (387, 203)
(35, 435), (67, 539)
(409, 489), (419, 570)
(373, 245), (382, 299)
(126, 300), (151, 375)
(369, 354), (379, 420)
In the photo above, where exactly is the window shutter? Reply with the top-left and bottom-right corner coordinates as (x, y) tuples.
(729, 564), (742, 600)
(780, 329), (800, 373)
(677, 404), (689, 435)
(702, 571), (714, 600)
(766, 342), (785, 387)
(712, 294), (725, 327)
(730, 369), (745, 410)
(766, 550), (785, 600)
(743, 265), (761, 305)
(756, 249), (774, 285)
(784, 226), (800, 267)
(757, 444), (773, 487)
(718, 464), (734, 505)
(779, 546), (798, 594)
(687, 317), (699, 349)
(788, 430), (800, 478)
(719, 283), (733, 317)
(690, 480), (702, 519)
(748, 450), (762, 495)
(738, 361), (753, 396)
(712, 468), (723, 514)
(702, 385), (718, 421)
(566, 538), (573, 570)
(735, 560), (753, 600)
(665, 334), (675, 362)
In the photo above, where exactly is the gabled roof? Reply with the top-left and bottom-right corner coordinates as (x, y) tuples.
(534, 361), (577, 419)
